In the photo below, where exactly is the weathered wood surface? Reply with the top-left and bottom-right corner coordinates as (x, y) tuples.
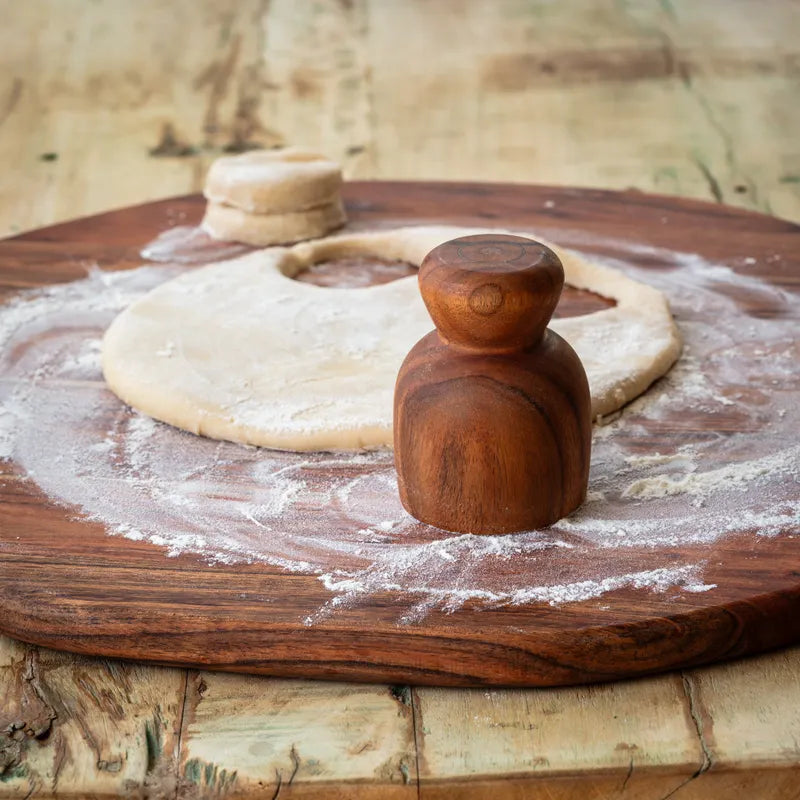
(4, 634), (800, 797)
(1, 0), (799, 796)
(1, 0), (799, 238)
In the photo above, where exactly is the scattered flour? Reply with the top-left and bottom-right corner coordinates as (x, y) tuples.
(0, 231), (798, 625)
(140, 225), (249, 264)
(622, 448), (798, 502)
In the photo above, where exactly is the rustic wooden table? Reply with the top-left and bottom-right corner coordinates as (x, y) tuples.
(1, 2), (799, 797)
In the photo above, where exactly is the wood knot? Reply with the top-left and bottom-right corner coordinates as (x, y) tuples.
(468, 282), (504, 315)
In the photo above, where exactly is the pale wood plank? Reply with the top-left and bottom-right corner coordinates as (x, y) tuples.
(178, 672), (417, 799)
(1, 0), (798, 238)
(364, 0), (800, 221)
(414, 672), (703, 798)
(413, 647), (800, 798)
(685, 646), (800, 770)
(627, 1), (800, 223)
(0, 0), (269, 236)
(0, 634), (185, 798)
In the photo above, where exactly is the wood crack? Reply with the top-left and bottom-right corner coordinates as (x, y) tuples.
(172, 669), (191, 800)
(681, 672), (714, 773)
(620, 755), (634, 792)
(692, 157), (723, 204)
(654, 671), (714, 799)
(409, 688), (422, 800)
(269, 767), (282, 800)
(288, 744), (300, 785)
(0, 77), (23, 128)
(21, 649), (57, 741)
(269, 744), (300, 799)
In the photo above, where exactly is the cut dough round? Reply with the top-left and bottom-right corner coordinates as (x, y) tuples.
(203, 147), (343, 214)
(102, 225), (681, 451)
(202, 199), (346, 247)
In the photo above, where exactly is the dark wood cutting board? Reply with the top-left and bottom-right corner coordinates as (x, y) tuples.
(0, 182), (798, 687)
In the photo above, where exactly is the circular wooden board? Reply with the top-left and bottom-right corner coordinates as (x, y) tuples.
(0, 182), (798, 687)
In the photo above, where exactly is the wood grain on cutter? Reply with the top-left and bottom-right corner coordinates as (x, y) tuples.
(395, 235), (591, 533)
(0, 182), (798, 692)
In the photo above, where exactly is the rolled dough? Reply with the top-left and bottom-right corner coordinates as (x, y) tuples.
(102, 225), (681, 451)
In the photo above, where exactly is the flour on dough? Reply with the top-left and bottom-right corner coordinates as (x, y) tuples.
(102, 226), (681, 451)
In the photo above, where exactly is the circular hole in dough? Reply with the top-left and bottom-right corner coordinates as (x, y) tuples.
(102, 225), (681, 451)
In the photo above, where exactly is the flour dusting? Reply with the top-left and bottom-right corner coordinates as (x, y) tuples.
(140, 225), (250, 264)
(0, 232), (798, 625)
